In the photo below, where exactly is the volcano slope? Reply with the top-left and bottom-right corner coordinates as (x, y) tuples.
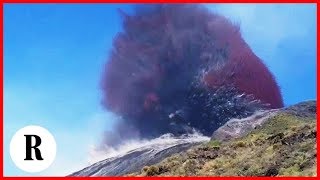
(129, 100), (317, 177)
(71, 100), (316, 177)
(70, 134), (209, 176)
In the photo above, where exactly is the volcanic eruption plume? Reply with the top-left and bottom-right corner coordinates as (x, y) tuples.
(100, 4), (283, 146)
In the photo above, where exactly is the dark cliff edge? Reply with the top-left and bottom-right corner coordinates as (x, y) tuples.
(71, 100), (316, 177)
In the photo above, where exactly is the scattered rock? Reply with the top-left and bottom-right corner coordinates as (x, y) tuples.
(265, 166), (279, 176)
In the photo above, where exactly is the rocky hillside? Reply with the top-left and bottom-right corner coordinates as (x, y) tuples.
(71, 100), (316, 177)
(129, 101), (317, 177)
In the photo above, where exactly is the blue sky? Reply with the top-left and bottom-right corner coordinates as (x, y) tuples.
(4, 4), (316, 176)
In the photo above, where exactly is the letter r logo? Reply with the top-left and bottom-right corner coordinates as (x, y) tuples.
(24, 135), (44, 161)
(10, 126), (56, 173)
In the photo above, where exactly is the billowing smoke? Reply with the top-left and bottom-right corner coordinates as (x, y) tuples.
(100, 4), (283, 147)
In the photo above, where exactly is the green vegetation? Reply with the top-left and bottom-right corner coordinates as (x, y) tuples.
(129, 113), (316, 177)
(207, 140), (221, 148)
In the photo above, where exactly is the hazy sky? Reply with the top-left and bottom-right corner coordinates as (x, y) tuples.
(4, 4), (316, 176)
